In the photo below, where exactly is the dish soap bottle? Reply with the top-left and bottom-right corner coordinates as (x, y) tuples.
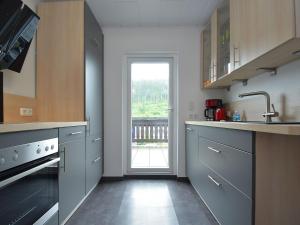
(232, 110), (241, 122)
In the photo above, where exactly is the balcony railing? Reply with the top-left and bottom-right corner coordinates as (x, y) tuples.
(132, 117), (168, 143)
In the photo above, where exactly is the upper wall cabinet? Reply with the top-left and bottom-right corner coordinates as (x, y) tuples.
(203, 0), (300, 88)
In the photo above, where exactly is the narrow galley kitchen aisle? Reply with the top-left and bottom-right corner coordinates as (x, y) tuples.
(66, 180), (218, 225)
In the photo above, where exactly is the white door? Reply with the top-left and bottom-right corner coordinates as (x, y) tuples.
(127, 57), (174, 174)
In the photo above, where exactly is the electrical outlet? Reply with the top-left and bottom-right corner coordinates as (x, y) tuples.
(20, 108), (33, 117)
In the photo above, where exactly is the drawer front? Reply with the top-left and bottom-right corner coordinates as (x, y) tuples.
(196, 162), (252, 225)
(198, 136), (253, 197)
(59, 126), (85, 143)
(198, 126), (254, 153)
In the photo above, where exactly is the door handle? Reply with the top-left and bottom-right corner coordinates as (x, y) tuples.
(208, 175), (222, 187)
(208, 146), (221, 153)
(93, 138), (103, 142)
(93, 157), (101, 163)
(69, 131), (82, 136)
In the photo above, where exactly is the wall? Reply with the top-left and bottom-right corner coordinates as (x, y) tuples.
(103, 27), (224, 177)
(225, 59), (300, 122)
(2, 0), (41, 98)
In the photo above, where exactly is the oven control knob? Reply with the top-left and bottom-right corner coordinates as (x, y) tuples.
(13, 154), (18, 161)
(51, 145), (55, 150)
(0, 157), (5, 165)
(45, 146), (49, 152)
(36, 148), (41, 154)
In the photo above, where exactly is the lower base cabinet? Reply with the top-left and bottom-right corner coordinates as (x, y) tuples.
(86, 135), (103, 194)
(186, 125), (254, 225)
(59, 127), (86, 224)
(197, 162), (252, 225)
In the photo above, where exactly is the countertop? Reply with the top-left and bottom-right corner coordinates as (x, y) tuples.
(185, 121), (300, 136)
(0, 122), (87, 133)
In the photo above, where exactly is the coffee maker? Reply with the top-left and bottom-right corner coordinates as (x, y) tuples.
(204, 99), (225, 121)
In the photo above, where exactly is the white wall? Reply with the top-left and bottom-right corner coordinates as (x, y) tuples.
(103, 27), (224, 177)
(2, 0), (41, 98)
(225, 59), (300, 121)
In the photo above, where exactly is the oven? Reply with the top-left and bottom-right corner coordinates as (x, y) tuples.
(0, 138), (59, 225)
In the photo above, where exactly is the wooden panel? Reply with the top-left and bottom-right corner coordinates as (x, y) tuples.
(255, 133), (300, 225)
(255, 0), (295, 57)
(3, 93), (38, 123)
(37, 1), (84, 122)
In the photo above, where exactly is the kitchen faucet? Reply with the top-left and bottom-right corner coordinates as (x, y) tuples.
(238, 91), (279, 123)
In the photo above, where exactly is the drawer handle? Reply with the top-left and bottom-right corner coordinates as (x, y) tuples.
(69, 131), (83, 136)
(93, 138), (102, 142)
(208, 147), (221, 153)
(208, 175), (222, 187)
(186, 128), (193, 132)
(93, 157), (101, 163)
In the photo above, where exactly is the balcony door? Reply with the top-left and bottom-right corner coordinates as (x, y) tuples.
(127, 57), (174, 174)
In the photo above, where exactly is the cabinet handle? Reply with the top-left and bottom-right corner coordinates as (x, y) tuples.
(208, 175), (222, 187)
(208, 146), (221, 153)
(233, 46), (240, 68)
(60, 147), (66, 172)
(186, 128), (193, 132)
(69, 131), (82, 136)
(93, 157), (101, 163)
(93, 138), (102, 142)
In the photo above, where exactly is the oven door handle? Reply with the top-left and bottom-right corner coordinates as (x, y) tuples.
(0, 157), (60, 189)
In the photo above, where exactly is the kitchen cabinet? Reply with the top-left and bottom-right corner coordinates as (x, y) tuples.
(186, 125), (254, 225)
(58, 127), (86, 225)
(86, 135), (103, 194)
(203, 0), (300, 88)
(186, 125), (199, 189)
(37, 0), (104, 199)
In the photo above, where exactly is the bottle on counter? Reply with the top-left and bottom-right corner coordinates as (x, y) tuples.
(232, 110), (241, 122)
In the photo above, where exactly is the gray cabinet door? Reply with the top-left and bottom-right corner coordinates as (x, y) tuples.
(86, 134), (103, 194)
(84, 3), (103, 137)
(186, 125), (199, 188)
(59, 139), (86, 224)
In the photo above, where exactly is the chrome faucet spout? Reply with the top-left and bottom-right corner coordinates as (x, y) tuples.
(238, 91), (278, 123)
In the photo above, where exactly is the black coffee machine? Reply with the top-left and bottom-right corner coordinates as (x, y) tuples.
(204, 99), (223, 121)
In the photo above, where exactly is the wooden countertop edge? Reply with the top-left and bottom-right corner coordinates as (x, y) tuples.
(0, 122), (88, 133)
(185, 121), (300, 136)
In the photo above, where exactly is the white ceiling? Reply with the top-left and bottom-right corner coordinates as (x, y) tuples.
(86, 0), (222, 28)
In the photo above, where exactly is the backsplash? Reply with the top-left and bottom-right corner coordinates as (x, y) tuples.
(224, 59), (300, 122)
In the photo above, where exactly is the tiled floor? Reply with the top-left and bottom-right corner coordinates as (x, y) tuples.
(131, 143), (169, 168)
(66, 180), (218, 225)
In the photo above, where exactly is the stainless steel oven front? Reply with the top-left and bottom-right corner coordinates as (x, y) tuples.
(0, 138), (60, 225)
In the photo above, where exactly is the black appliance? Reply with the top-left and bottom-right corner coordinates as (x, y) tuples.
(0, 0), (40, 72)
(0, 138), (60, 225)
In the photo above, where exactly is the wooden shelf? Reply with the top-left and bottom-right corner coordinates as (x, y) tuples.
(207, 38), (300, 88)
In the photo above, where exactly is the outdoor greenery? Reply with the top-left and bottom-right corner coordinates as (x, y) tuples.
(132, 80), (168, 117)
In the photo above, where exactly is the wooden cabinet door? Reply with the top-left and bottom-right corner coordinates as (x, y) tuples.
(254, 0), (295, 57)
(230, 0), (296, 70)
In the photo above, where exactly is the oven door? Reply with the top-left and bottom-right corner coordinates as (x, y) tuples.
(0, 156), (60, 225)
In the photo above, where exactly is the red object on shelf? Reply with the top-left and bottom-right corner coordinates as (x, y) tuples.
(205, 99), (222, 108)
(215, 108), (226, 121)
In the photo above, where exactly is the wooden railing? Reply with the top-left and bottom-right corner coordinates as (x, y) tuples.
(132, 117), (168, 143)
